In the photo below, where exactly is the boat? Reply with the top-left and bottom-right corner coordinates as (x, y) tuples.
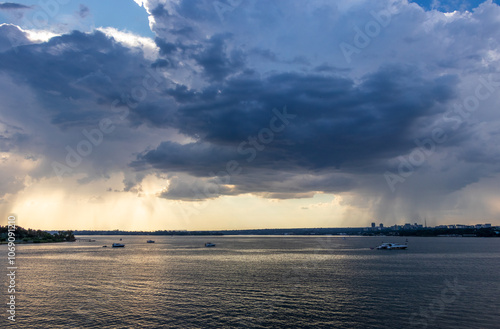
(205, 242), (216, 247)
(147, 240), (155, 243)
(112, 243), (125, 248)
(376, 242), (407, 250)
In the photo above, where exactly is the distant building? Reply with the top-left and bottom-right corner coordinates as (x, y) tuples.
(484, 224), (492, 228)
(371, 222), (376, 228)
(379, 223), (384, 229)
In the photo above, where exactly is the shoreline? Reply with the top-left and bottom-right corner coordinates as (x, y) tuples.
(0, 240), (74, 245)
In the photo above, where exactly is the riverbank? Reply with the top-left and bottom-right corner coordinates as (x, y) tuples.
(0, 239), (73, 245)
(0, 225), (76, 244)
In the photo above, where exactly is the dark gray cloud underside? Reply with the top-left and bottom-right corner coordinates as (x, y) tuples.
(0, 3), (31, 10)
(134, 66), (458, 178)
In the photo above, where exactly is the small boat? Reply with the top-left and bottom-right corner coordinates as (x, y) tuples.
(205, 242), (216, 247)
(376, 242), (407, 250)
(112, 243), (125, 248)
(147, 240), (155, 243)
(102, 245), (107, 248)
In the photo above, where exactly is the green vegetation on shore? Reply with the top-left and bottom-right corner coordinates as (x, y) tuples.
(0, 226), (75, 244)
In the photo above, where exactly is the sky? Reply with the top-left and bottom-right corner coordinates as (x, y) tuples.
(0, 0), (500, 231)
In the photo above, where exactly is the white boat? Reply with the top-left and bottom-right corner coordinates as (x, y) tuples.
(205, 242), (216, 247)
(147, 240), (155, 243)
(376, 242), (407, 250)
(112, 243), (125, 248)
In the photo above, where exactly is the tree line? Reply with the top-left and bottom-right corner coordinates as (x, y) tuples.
(0, 226), (75, 243)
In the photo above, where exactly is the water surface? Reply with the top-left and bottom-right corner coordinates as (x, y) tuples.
(1, 236), (499, 328)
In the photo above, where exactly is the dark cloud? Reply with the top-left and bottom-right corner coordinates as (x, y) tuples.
(169, 26), (195, 36)
(158, 174), (237, 200)
(193, 34), (245, 81)
(250, 48), (278, 62)
(0, 3), (30, 10)
(0, 29), (170, 129)
(131, 64), (458, 199)
(313, 64), (350, 73)
(150, 3), (170, 17)
(132, 141), (234, 173)
(154, 37), (177, 55)
(0, 26), (184, 188)
(409, 0), (500, 12)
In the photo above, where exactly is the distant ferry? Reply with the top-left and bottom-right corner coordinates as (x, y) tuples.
(112, 243), (125, 248)
(376, 242), (407, 250)
(205, 242), (216, 247)
(147, 240), (155, 243)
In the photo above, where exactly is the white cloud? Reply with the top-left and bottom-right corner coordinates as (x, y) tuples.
(96, 27), (159, 61)
(24, 29), (59, 42)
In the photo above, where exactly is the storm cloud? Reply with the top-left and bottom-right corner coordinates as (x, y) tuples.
(0, 3), (31, 10)
(1, 0), (500, 226)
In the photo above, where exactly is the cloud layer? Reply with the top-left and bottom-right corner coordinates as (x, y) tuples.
(1, 0), (500, 226)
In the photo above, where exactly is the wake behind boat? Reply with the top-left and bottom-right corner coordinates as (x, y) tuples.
(376, 242), (407, 250)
